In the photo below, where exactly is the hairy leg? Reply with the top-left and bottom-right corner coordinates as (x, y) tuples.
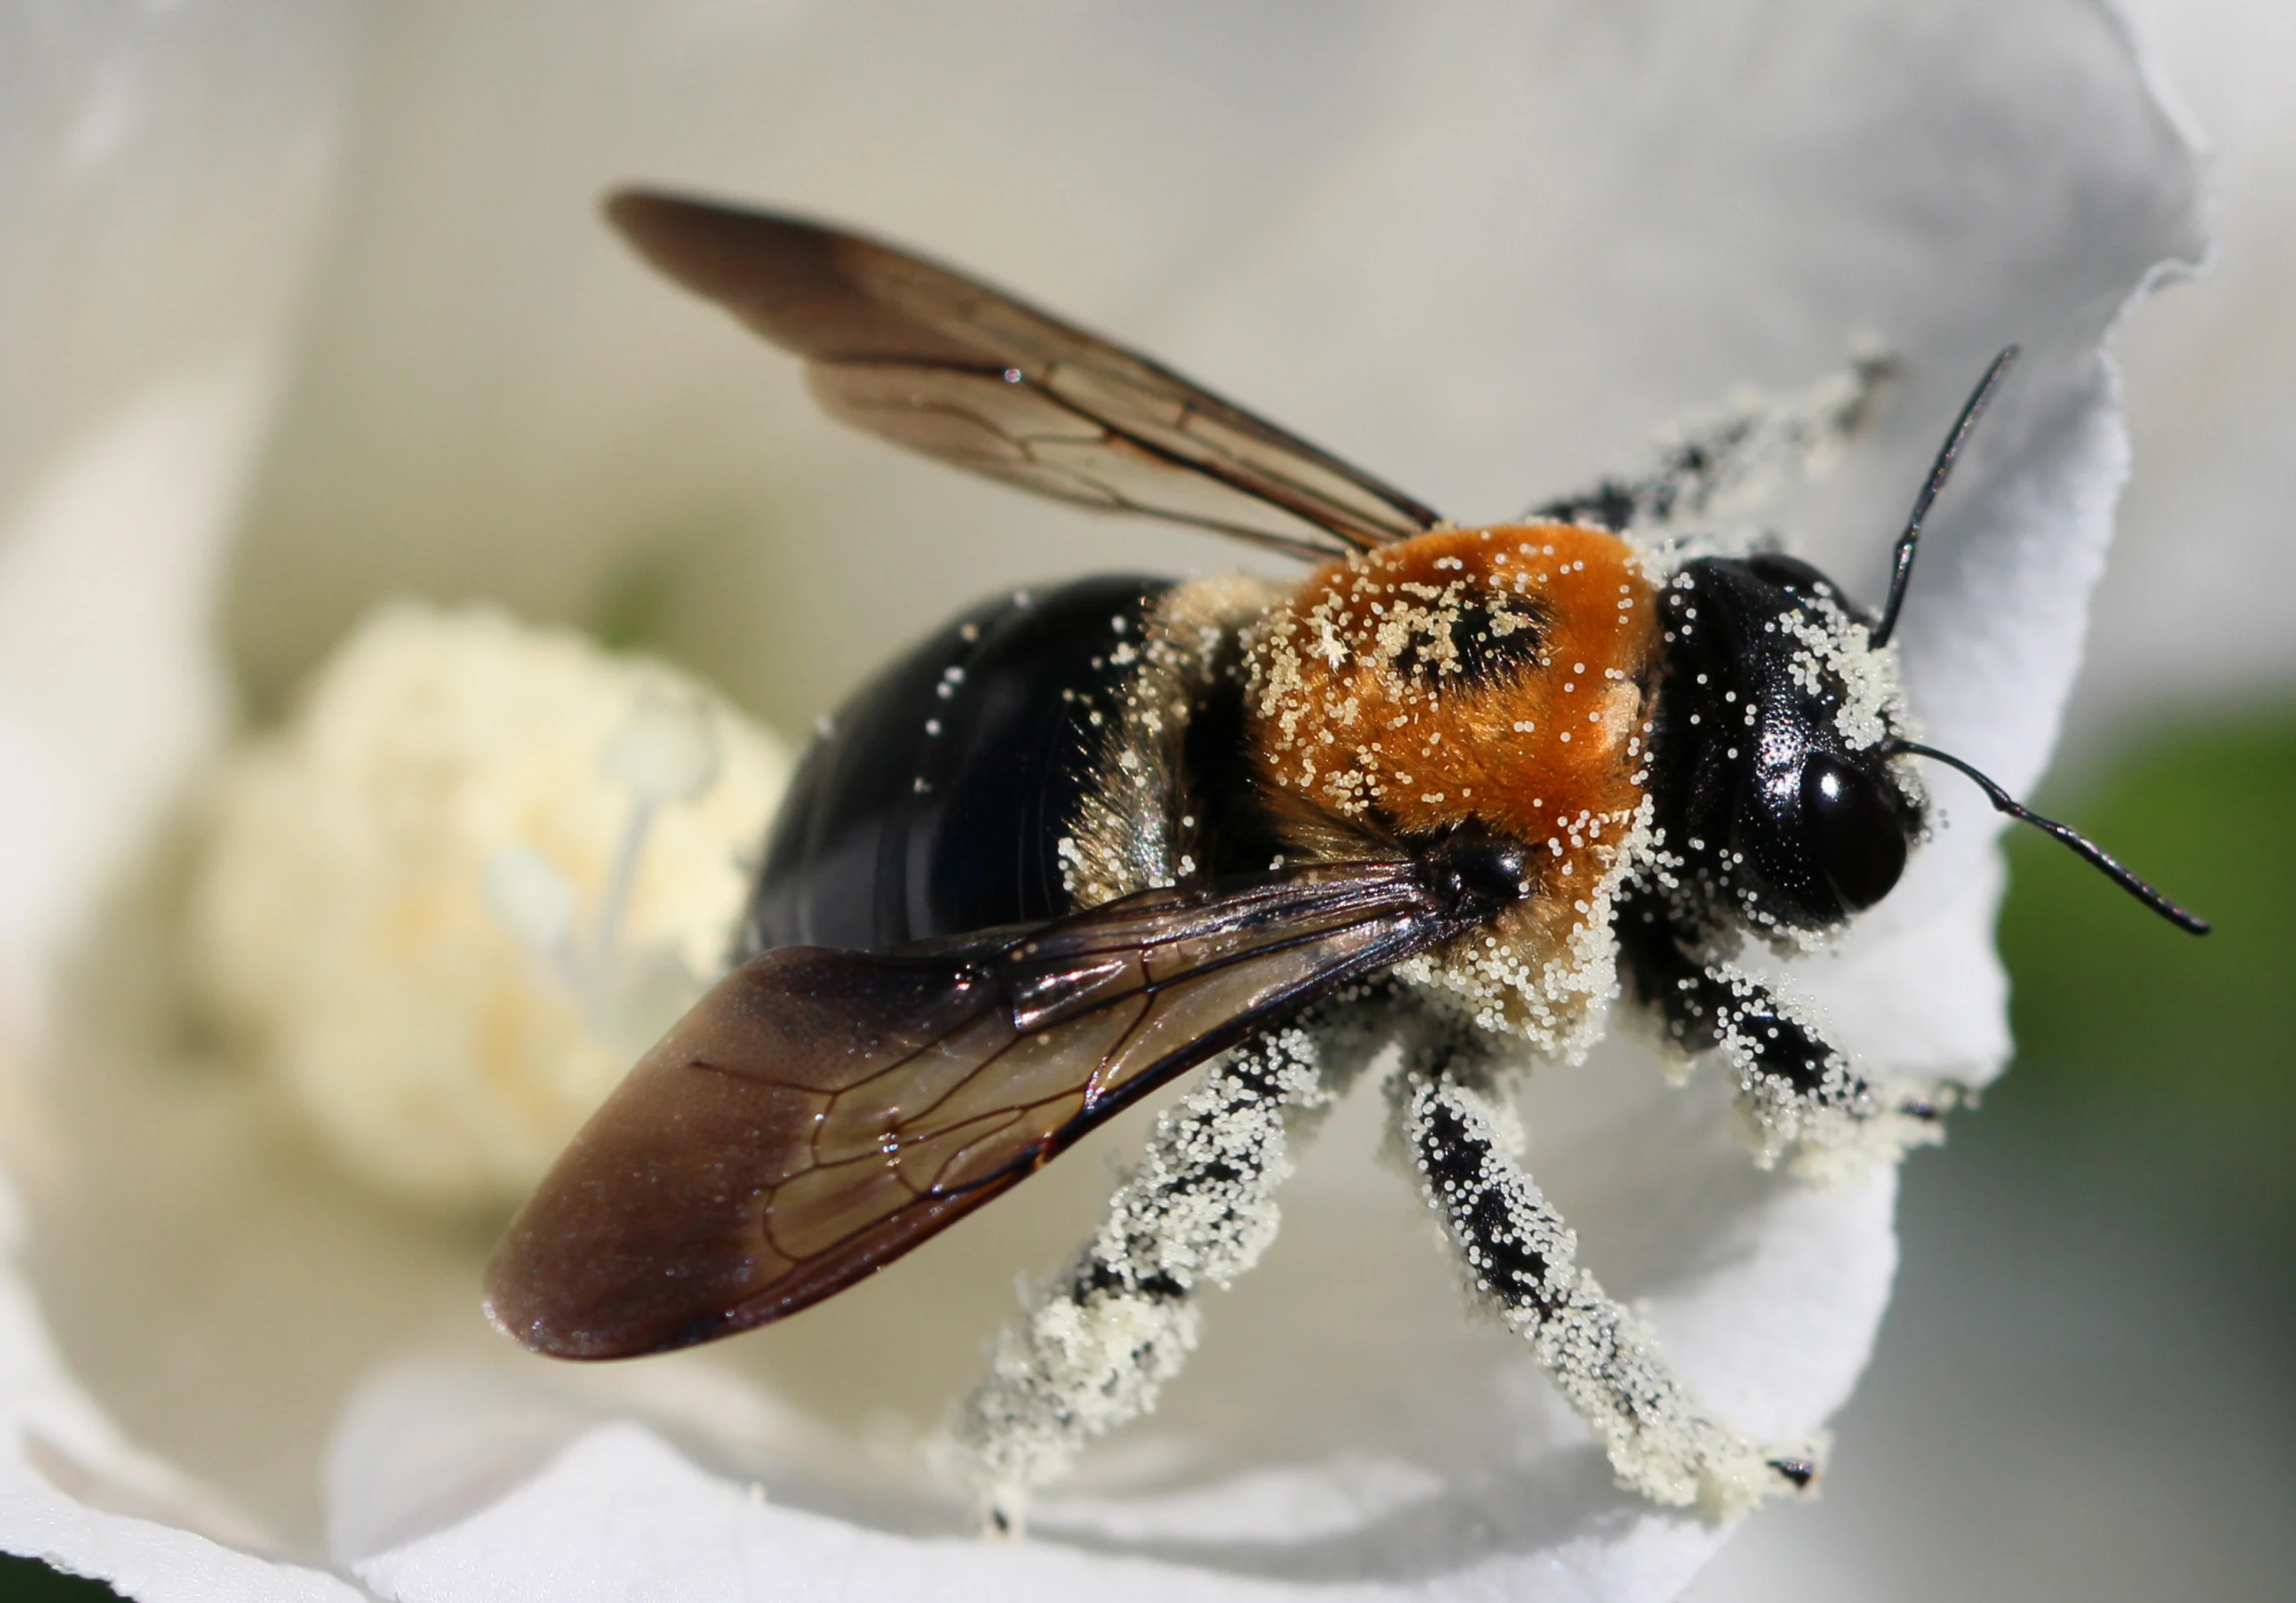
(1530, 349), (1896, 535)
(1614, 889), (1948, 1178)
(1678, 957), (1950, 1177)
(1395, 1056), (1819, 1514)
(952, 1003), (1386, 1532)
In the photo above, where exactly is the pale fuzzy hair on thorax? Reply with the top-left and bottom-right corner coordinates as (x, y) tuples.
(1057, 574), (1287, 909)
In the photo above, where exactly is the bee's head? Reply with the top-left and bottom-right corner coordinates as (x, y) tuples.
(1647, 553), (1922, 935)
(1643, 347), (2207, 942)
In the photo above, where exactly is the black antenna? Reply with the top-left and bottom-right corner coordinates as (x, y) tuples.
(1871, 346), (2020, 647)
(1881, 740), (2209, 934)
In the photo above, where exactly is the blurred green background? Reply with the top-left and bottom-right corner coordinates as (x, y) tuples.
(8, 705), (2291, 1599)
(1994, 709), (2295, 1237)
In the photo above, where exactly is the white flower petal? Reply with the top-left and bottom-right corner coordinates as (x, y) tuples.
(0, 0), (363, 1591)
(0, 1164), (361, 1600)
(0, 365), (269, 984)
(2067, 0), (2296, 743)
(0, 2), (2211, 1601)
(0, 0), (359, 982)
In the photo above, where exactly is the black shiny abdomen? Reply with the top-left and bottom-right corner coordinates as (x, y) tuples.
(738, 575), (1173, 958)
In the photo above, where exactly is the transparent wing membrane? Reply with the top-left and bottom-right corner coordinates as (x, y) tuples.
(608, 190), (1443, 562)
(485, 863), (1476, 1357)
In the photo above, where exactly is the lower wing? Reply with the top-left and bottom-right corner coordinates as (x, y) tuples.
(486, 861), (1476, 1358)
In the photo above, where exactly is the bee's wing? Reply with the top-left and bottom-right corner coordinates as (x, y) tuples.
(606, 190), (1443, 563)
(487, 863), (1467, 1358)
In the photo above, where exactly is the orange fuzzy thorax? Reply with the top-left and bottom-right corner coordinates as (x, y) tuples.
(1244, 524), (1659, 871)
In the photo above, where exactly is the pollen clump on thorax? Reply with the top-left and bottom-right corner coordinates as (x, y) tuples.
(1244, 524), (1658, 852)
(1242, 525), (1661, 1051)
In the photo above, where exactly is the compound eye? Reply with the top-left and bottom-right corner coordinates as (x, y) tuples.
(1801, 754), (1909, 911)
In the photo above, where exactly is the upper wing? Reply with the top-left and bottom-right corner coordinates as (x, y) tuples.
(486, 862), (1472, 1358)
(606, 189), (1444, 562)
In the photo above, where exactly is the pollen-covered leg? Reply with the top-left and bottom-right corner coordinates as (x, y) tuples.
(1689, 960), (1948, 1177)
(1530, 349), (1896, 535)
(1617, 903), (1946, 1175)
(951, 1010), (1381, 1533)
(1398, 1069), (1820, 1515)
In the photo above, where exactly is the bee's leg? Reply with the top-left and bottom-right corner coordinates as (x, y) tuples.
(1529, 348), (1896, 535)
(952, 1004), (1386, 1534)
(1395, 1058), (1821, 1513)
(1614, 890), (1947, 1174)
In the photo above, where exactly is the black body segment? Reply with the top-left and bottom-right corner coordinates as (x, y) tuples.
(1639, 557), (1921, 935)
(741, 574), (1173, 956)
(1614, 884), (1843, 1099)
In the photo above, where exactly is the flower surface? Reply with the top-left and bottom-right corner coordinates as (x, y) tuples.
(189, 602), (791, 1208)
(0, 3), (2207, 1601)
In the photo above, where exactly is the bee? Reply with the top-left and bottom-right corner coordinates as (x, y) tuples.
(486, 191), (2205, 1523)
